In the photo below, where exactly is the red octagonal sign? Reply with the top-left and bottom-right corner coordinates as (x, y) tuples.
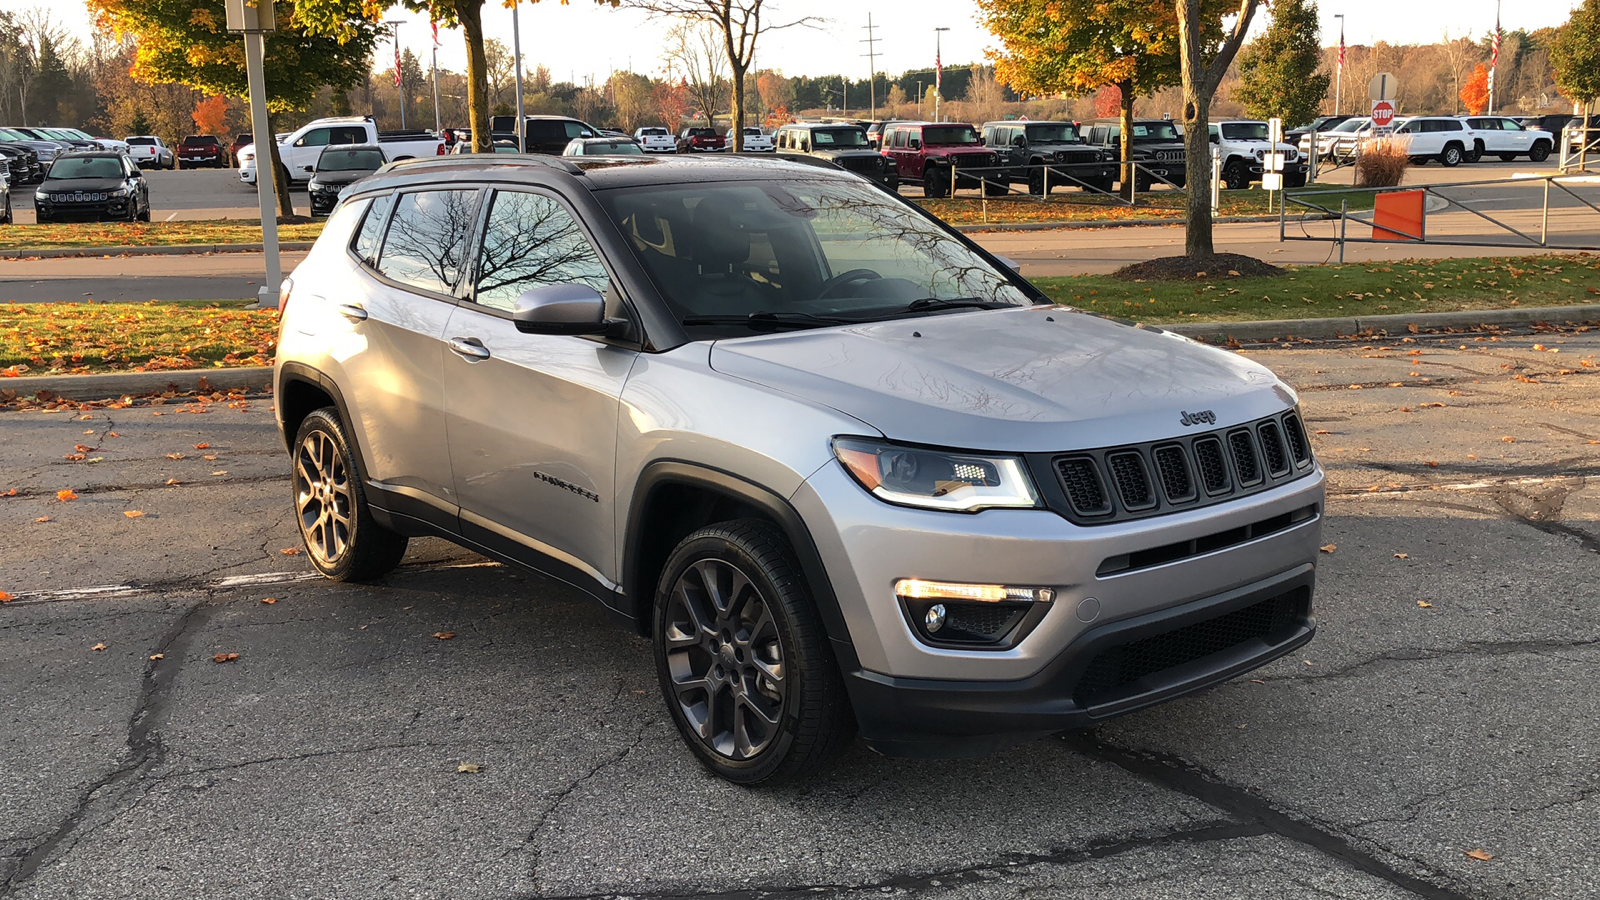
(1371, 100), (1395, 128)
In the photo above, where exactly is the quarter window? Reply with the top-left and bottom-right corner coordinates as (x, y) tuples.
(376, 189), (480, 295)
(474, 191), (610, 312)
(352, 193), (396, 267)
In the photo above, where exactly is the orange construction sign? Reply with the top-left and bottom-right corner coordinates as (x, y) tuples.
(1372, 190), (1425, 242)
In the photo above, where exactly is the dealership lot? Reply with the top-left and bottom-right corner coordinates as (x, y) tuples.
(3, 330), (1599, 898)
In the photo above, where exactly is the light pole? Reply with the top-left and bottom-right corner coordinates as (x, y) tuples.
(225, 0), (280, 309)
(933, 27), (949, 123)
(1333, 14), (1344, 116)
(385, 20), (406, 129)
(430, 29), (442, 133)
(511, 0), (526, 151)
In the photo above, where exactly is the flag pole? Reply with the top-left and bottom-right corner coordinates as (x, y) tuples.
(1487, 0), (1500, 115)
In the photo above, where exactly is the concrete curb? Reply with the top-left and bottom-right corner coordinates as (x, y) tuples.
(0, 242), (316, 261)
(1167, 303), (1600, 343)
(7, 304), (1599, 401)
(954, 214), (1286, 233)
(2, 367), (274, 400)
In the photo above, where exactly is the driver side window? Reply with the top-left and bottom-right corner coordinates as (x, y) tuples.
(474, 190), (611, 312)
(296, 128), (331, 148)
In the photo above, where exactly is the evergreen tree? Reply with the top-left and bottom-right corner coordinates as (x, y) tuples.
(400, 48), (426, 127)
(1232, 0), (1332, 125)
(29, 34), (74, 122)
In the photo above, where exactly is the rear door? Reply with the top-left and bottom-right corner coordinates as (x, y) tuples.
(442, 187), (638, 591)
(341, 188), (481, 512)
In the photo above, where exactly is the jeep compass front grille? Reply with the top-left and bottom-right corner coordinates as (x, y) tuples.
(1043, 410), (1314, 525)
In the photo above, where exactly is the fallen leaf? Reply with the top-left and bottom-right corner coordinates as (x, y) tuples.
(1465, 849), (1493, 861)
(1501, 436), (1516, 443)
(1394, 553), (1409, 559)
(91, 642), (107, 652)
(149, 653), (164, 661)
(64, 454), (86, 461)
(280, 547), (302, 556)
(202, 454), (217, 461)
(165, 453), (184, 460)
(212, 652), (240, 664)
(1418, 600), (1433, 608)
(210, 470), (228, 476)
(0, 591), (13, 603)
(164, 478), (181, 486)
(1320, 544), (1337, 553)
(107, 432), (120, 438)
(33, 516), (50, 523)
(434, 631), (456, 640)
(260, 597), (278, 605)
(1313, 429), (1332, 435)
(1425, 461), (1439, 467)
(56, 489), (78, 502)
(123, 510), (145, 519)
(457, 762), (481, 774)
(193, 442), (211, 449)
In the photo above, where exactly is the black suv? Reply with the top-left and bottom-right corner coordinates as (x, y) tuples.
(1083, 119), (1187, 190)
(771, 123), (896, 189)
(981, 121), (1115, 195)
(489, 115), (602, 155)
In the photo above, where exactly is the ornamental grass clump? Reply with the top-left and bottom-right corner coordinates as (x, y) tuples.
(1355, 137), (1410, 188)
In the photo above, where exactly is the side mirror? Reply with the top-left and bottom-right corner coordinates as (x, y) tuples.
(1011, 135), (1026, 147)
(511, 283), (609, 335)
(1208, 133), (1219, 143)
(994, 254), (1022, 274)
(909, 138), (921, 150)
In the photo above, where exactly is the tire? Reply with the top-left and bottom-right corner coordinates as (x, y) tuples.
(1285, 170), (1308, 189)
(1530, 140), (1551, 162)
(138, 200), (151, 223)
(291, 408), (408, 582)
(982, 176), (1007, 197)
(175, 160), (184, 170)
(1223, 160), (1249, 190)
(1, 196), (11, 225)
(654, 519), (853, 784)
(922, 167), (950, 199)
(34, 212), (49, 225)
(1027, 167), (1045, 196)
(1466, 141), (1484, 163)
(1439, 144), (1462, 167)
(1498, 153), (1519, 162)
(280, 164), (294, 191)
(1411, 156), (1427, 166)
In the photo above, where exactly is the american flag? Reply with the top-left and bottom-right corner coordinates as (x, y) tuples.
(1338, 34), (1344, 73)
(393, 37), (402, 87)
(1489, 16), (1500, 93)
(935, 49), (942, 92)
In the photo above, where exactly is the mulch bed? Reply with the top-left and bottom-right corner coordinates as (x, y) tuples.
(1113, 253), (1287, 281)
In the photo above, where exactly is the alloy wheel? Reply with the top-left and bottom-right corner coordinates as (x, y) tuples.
(293, 429), (355, 567)
(663, 558), (787, 760)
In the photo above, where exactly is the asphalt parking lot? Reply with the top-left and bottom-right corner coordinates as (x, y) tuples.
(3, 329), (1599, 898)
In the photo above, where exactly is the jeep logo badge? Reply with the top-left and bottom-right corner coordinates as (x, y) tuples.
(1179, 410), (1216, 427)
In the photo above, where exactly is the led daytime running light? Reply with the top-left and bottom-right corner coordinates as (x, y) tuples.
(894, 578), (1054, 604)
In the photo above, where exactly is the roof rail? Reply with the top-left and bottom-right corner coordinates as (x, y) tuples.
(380, 154), (584, 176)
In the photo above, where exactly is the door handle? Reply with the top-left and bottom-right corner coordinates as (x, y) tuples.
(448, 337), (491, 361)
(337, 304), (368, 322)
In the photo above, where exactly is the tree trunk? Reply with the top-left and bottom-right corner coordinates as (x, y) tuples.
(729, 65), (744, 151)
(459, 1), (492, 154)
(1119, 80), (1135, 202)
(1181, 85), (1214, 257)
(264, 110), (293, 220)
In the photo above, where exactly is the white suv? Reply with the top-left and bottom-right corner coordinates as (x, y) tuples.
(1208, 120), (1307, 189)
(1391, 117), (1477, 167)
(1462, 117), (1554, 162)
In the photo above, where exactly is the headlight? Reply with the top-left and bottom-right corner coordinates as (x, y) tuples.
(833, 437), (1040, 512)
(307, 180), (323, 192)
(109, 187), (128, 197)
(34, 191), (48, 201)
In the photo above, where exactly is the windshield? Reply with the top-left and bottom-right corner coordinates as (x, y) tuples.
(599, 179), (1032, 334)
(1129, 122), (1180, 141)
(317, 147), (385, 171)
(588, 141), (643, 154)
(0, 128), (25, 140)
(1329, 118), (1366, 133)
(48, 157), (123, 179)
(1026, 124), (1079, 143)
(923, 125), (979, 145)
(1220, 122), (1270, 141)
(813, 128), (867, 147)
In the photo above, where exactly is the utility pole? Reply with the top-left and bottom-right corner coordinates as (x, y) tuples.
(861, 14), (880, 119)
(1333, 14), (1344, 116)
(431, 47), (442, 133)
(933, 27), (949, 123)
(386, 20), (406, 129)
(512, 0), (526, 151)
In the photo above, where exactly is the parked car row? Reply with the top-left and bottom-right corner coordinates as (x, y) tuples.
(1298, 114), (1557, 167)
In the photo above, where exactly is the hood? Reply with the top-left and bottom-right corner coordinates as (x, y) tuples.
(709, 306), (1296, 452)
(311, 169), (376, 187)
(927, 145), (991, 155)
(816, 148), (881, 159)
(39, 176), (126, 192)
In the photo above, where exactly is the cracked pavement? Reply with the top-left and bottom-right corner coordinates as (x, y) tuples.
(3, 330), (1599, 898)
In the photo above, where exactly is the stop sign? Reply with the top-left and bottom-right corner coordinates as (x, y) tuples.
(1371, 100), (1395, 128)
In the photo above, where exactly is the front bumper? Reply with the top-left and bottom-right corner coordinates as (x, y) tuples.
(309, 191), (340, 215)
(846, 565), (1314, 756)
(35, 198), (133, 220)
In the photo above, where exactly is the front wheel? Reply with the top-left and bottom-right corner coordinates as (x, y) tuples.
(654, 519), (853, 784)
(1529, 141), (1551, 162)
(291, 408), (408, 582)
(1223, 160), (1249, 190)
(922, 167), (950, 199)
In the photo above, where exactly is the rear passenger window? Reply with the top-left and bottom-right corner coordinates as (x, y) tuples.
(376, 190), (480, 294)
(352, 193), (396, 267)
(474, 191), (610, 312)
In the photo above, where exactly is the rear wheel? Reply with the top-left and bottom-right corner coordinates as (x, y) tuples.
(1466, 141), (1484, 163)
(1439, 144), (1463, 167)
(654, 519), (853, 784)
(291, 408), (409, 582)
(982, 176), (1007, 196)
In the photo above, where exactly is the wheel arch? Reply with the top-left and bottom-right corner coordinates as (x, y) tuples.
(276, 363), (370, 475)
(621, 461), (853, 651)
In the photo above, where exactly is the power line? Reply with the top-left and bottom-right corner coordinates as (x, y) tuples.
(861, 14), (880, 119)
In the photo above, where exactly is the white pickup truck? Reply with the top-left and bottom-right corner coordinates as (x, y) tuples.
(633, 126), (677, 153)
(238, 116), (441, 185)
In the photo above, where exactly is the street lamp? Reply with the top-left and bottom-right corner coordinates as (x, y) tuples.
(385, 20), (406, 129)
(511, 0), (526, 152)
(933, 27), (949, 123)
(1333, 14), (1344, 117)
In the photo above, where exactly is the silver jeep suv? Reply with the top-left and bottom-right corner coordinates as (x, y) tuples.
(275, 155), (1324, 783)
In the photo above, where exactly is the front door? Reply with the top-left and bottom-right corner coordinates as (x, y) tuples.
(442, 187), (638, 592)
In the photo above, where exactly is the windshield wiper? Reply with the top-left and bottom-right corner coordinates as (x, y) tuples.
(680, 311), (857, 330)
(902, 297), (1011, 313)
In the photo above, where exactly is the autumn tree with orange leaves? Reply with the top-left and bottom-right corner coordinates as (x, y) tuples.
(192, 95), (229, 137)
(1460, 63), (1490, 115)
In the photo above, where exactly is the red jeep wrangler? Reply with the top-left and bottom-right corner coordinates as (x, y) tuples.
(881, 122), (1002, 198)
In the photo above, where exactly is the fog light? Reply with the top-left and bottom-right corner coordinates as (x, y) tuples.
(925, 604), (947, 633)
(893, 578), (1054, 604)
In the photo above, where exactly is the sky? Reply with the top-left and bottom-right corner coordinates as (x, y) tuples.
(4, 0), (1578, 87)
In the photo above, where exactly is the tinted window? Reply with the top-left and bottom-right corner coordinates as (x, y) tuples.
(127, 136), (157, 146)
(1501, 119), (1523, 131)
(1441, 120), (1463, 132)
(332, 126), (367, 144)
(1221, 122), (1270, 141)
(1129, 122), (1179, 140)
(1027, 123), (1079, 142)
(297, 129), (331, 147)
(813, 128), (867, 147)
(48, 157), (124, 179)
(352, 193), (396, 266)
(318, 147), (386, 172)
(530, 121), (566, 143)
(563, 121), (595, 139)
(473, 191), (610, 312)
(923, 125), (979, 145)
(375, 190), (479, 293)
